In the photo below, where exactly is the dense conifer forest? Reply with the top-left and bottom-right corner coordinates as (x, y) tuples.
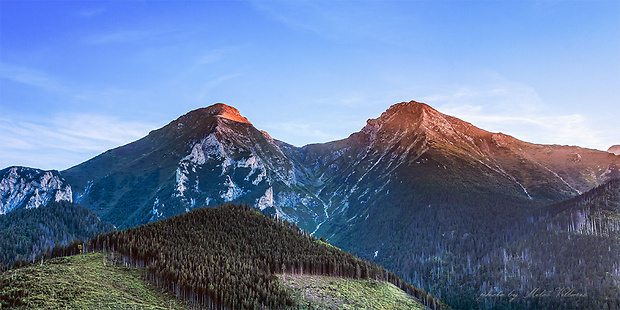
(0, 201), (114, 269)
(83, 203), (448, 309)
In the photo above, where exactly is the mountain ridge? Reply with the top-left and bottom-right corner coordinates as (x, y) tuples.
(1, 100), (619, 309)
(8, 100), (618, 243)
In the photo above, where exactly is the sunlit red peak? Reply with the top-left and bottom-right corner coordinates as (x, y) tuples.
(377, 101), (440, 121)
(260, 130), (274, 141)
(608, 145), (620, 156)
(203, 103), (252, 124)
(366, 100), (441, 128)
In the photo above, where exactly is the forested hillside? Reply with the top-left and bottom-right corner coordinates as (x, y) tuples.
(412, 179), (620, 309)
(0, 201), (114, 269)
(86, 203), (446, 310)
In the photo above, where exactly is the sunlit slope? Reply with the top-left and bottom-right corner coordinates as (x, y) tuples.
(279, 274), (427, 310)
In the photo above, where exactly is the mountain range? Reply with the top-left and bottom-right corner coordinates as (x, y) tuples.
(1, 101), (618, 309)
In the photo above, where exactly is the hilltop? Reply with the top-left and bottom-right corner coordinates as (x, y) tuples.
(81, 203), (441, 309)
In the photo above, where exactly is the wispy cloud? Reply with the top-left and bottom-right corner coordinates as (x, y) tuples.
(55, 114), (155, 147)
(0, 63), (66, 93)
(251, 0), (409, 44)
(83, 29), (174, 45)
(202, 73), (242, 90)
(0, 115), (155, 170)
(421, 79), (608, 150)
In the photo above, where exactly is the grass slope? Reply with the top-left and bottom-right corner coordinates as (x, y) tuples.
(279, 274), (428, 310)
(0, 252), (188, 309)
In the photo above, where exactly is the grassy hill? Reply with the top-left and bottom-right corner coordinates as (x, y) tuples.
(0, 252), (187, 309)
(1, 252), (427, 309)
(279, 274), (426, 310)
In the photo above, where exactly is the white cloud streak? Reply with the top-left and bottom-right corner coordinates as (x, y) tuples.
(0, 115), (155, 170)
(0, 63), (66, 93)
(422, 80), (609, 150)
(251, 0), (409, 44)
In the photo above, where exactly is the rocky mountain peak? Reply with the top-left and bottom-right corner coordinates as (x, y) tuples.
(202, 103), (251, 124)
(172, 103), (252, 134)
(374, 101), (435, 123)
(362, 101), (427, 134)
(361, 100), (487, 145)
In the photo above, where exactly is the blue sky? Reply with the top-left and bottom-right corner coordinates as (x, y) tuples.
(1, 0), (619, 170)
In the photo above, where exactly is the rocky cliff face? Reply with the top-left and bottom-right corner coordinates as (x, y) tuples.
(0, 166), (72, 215)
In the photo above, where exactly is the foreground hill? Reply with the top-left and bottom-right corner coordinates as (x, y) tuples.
(85, 203), (442, 309)
(279, 274), (426, 309)
(0, 252), (424, 310)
